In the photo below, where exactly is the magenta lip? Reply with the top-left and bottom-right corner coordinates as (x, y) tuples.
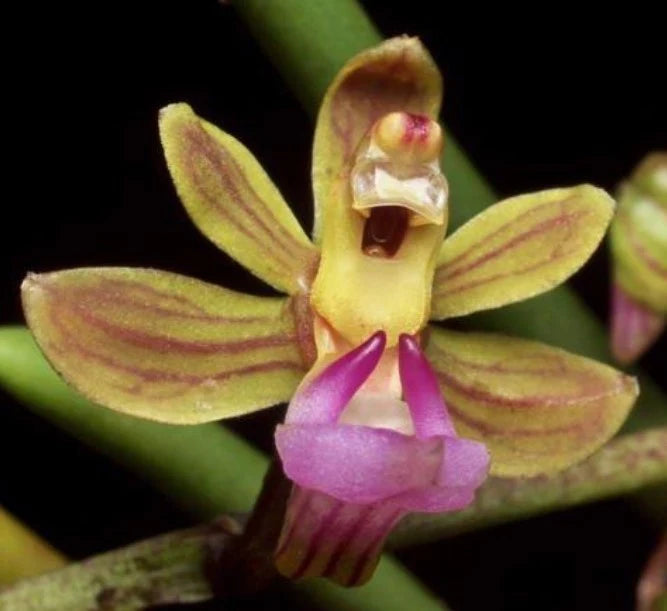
(277, 328), (489, 507)
(274, 329), (490, 585)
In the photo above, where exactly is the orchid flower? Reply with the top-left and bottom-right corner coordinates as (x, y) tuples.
(609, 152), (667, 364)
(21, 38), (638, 587)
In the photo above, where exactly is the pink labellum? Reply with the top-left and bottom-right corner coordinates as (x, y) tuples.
(275, 332), (489, 585)
(610, 283), (665, 364)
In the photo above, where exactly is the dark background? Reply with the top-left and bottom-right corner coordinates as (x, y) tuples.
(2, 1), (665, 609)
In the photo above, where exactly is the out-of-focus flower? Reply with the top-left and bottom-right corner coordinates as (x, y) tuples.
(21, 38), (638, 586)
(609, 153), (667, 364)
(636, 533), (667, 611)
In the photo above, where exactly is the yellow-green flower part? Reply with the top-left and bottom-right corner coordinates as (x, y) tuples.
(22, 37), (637, 483)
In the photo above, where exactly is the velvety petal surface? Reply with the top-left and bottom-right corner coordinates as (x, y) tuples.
(276, 423), (443, 504)
(22, 268), (307, 423)
(431, 185), (615, 319)
(309, 38), (446, 345)
(424, 326), (638, 476)
(159, 103), (318, 295)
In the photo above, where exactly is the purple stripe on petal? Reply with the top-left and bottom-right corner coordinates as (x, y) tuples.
(275, 487), (404, 587)
(398, 333), (456, 437)
(286, 331), (386, 424)
(292, 497), (344, 578)
(322, 503), (376, 578)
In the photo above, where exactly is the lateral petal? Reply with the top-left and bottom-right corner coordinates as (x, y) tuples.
(431, 185), (614, 319)
(424, 326), (638, 476)
(22, 268), (307, 423)
(159, 103), (318, 295)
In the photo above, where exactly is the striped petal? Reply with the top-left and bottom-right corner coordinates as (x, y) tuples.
(275, 486), (404, 587)
(424, 326), (638, 477)
(21, 268), (307, 423)
(159, 103), (318, 295)
(431, 185), (615, 319)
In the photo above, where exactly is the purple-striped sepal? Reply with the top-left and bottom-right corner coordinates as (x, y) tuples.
(274, 331), (489, 586)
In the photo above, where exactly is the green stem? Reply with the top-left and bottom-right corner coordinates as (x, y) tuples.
(0, 327), (265, 518)
(298, 556), (448, 610)
(391, 428), (667, 546)
(233, 0), (667, 432)
(0, 521), (447, 611)
(0, 520), (240, 611)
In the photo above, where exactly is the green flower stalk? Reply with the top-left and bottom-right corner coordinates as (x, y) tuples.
(20, 38), (638, 587)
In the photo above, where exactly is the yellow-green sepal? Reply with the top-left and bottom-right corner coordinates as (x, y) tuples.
(424, 326), (638, 477)
(431, 185), (615, 319)
(610, 180), (667, 314)
(22, 268), (307, 423)
(159, 103), (318, 295)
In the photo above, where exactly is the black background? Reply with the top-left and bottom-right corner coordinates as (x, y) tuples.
(2, 1), (665, 609)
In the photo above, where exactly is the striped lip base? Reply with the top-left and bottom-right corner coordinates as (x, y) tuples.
(274, 485), (403, 587)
